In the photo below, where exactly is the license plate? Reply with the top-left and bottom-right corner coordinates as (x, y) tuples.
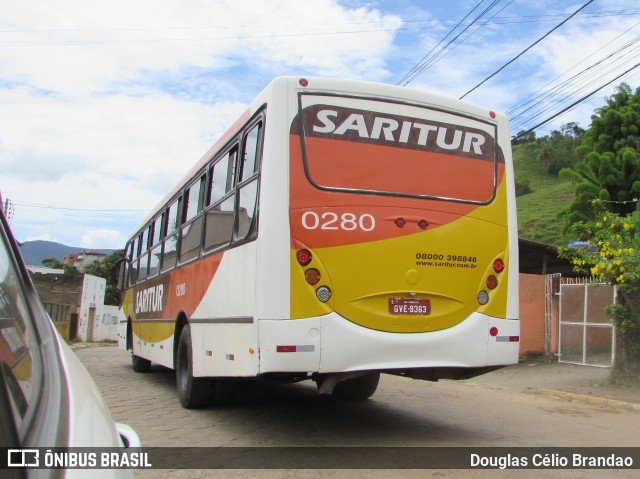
(388, 298), (431, 315)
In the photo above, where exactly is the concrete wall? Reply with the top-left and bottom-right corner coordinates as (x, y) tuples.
(31, 273), (83, 340)
(92, 305), (120, 342)
(78, 274), (107, 342)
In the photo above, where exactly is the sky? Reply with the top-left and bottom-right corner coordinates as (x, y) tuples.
(1, 0), (639, 252)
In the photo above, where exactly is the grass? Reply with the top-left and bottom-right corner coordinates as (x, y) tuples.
(513, 144), (575, 247)
(518, 352), (558, 364)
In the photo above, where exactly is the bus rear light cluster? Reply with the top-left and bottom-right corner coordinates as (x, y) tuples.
(316, 286), (332, 303)
(477, 290), (489, 305)
(305, 268), (320, 285)
(297, 249), (312, 266)
(296, 249), (331, 303)
(478, 257), (504, 305)
(395, 218), (429, 229)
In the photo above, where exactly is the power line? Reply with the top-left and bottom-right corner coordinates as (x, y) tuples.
(398, 0), (507, 87)
(12, 201), (148, 212)
(508, 25), (640, 134)
(400, 1), (516, 87)
(508, 20), (640, 118)
(2, 10), (638, 35)
(459, 0), (594, 99)
(396, 0), (491, 86)
(512, 62), (640, 140)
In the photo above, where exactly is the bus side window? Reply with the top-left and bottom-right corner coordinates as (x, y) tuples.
(129, 235), (141, 286)
(180, 175), (205, 263)
(161, 198), (180, 272)
(209, 147), (236, 206)
(126, 242), (137, 287)
(148, 213), (163, 278)
(228, 147), (239, 190)
(237, 180), (258, 240)
(204, 195), (235, 251)
(239, 122), (261, 184)
(137, 225), (151, 282)
(235, 121), (262, 241)
(204, 148), (237, 252)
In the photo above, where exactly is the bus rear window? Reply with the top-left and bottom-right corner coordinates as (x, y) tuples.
(295, 95), (502, 204)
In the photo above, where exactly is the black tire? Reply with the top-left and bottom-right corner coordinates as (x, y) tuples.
(211, 378), (238, 407)
(176, 325), (210, 408)
(333, 372), (380, 400)
(131, 353), (151, 373)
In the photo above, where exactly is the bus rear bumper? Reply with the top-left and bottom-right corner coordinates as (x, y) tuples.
(258, 312), (519, 376)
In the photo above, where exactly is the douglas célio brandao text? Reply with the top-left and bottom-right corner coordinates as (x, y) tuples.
(470, 452), (634, 469)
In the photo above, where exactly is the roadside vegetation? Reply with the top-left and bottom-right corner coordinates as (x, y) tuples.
(514, 140), (576, 247)
(555, 83), (640, 372)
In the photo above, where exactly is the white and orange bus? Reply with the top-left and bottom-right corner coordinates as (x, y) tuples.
(118, 77), (519, 408)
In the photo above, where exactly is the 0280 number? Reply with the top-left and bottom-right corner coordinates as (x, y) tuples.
(301, 212), (376, 232)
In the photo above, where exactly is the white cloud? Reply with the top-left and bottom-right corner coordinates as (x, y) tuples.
(24, 233), (59, 242)
(80, 229), (124, 249)
(0, 0), (401, 96)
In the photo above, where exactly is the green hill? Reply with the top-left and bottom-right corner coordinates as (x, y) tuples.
(513, 143), (575, 247)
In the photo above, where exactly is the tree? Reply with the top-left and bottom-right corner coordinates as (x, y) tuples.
(84, 250), (124, 306)
(512, 129), (536, 145)
(560, 200), (640, 371)
(42, 257), (64, 269)
(41, 256), (78, 274)
(561, 83), (640, 225)
(521, 123), (584, 176)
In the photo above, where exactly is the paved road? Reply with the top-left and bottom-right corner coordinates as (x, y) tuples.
(75, 344), (640, 479)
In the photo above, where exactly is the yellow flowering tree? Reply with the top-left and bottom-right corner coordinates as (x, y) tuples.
(560, 200), (640, 370)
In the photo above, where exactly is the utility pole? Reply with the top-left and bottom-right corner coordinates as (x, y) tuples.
(2, 197), (14, 224)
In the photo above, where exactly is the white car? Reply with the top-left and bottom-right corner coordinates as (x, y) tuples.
(0, 208), (140, 478)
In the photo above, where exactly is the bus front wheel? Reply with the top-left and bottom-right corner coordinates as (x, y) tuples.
(176, 325), (210, 408)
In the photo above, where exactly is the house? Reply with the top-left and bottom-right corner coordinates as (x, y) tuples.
(64, 250), (108, 272)
(29, 271), (118, 342)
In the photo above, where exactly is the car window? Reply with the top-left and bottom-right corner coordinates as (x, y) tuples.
(0, 225), (43, 442)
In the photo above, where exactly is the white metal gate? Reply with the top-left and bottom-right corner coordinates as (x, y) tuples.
(558, 281), (616, 367)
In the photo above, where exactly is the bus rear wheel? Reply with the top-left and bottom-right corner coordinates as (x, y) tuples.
(333, 372), (380, 400)
(131, 353), (151, 373)
(176, 325), (210, 409)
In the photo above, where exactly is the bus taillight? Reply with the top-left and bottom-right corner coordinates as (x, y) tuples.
(305, 268), (320, 285)
(493, 258), (505, 273)
(297, 249), (312, 266)
(486, 275), (498, 290)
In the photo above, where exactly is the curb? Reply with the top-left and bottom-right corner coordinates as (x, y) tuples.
(532, 388), (640, 411)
